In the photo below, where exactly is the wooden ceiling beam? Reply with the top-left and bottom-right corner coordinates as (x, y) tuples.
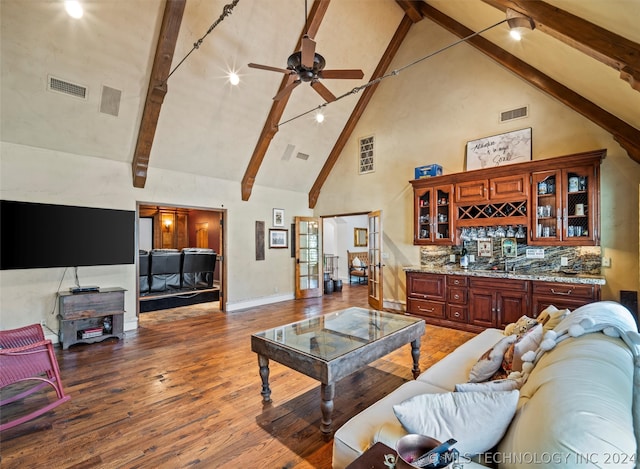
(131, 0), (186, 188)
(308, 14), (417, 208)
(394, 0), (423, 23)
(418, 2), (640, 164)
(481, 0), (640, 92)
(241, 0), (330, 201)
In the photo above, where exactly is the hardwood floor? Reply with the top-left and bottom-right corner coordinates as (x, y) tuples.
(0, 285), (475, 468)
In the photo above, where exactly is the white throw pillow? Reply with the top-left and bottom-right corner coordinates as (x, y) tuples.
(352, 256), (362, 267)
(468, 335), (517, 383)
(393, 390), (519, 457)
(512, 324), (544, 371)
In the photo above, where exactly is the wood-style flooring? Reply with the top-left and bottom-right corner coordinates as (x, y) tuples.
(0, 285), (475, 468)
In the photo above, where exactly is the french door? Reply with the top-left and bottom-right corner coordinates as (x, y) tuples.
(294, 217), (323, 299)
(367, 210), (383, 309)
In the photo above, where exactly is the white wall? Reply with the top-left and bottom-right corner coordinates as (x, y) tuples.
(323, 215), (368, 282)
(314, 19), (640, 304)
(0, 142), (312, 339)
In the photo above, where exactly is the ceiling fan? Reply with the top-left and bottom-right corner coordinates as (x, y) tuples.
(248, 1), (364, 103)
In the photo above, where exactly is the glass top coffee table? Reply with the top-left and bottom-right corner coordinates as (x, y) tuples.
(250, 307), (425, 435)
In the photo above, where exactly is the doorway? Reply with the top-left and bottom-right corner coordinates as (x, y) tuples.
(136, 203), (226, 318)
(322, 213), (369, 286)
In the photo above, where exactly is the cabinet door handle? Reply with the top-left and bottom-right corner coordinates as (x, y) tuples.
(454, 312), (461, 318)
(551, 288), (574, 296)
(454, 294), (460, 300)
(454, 280), (460, 285)
(418, 306), (435, 313)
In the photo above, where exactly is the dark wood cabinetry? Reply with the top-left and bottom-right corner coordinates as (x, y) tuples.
(414, 184), (453, 245)
(406, 271), (601, 332)
(58, 288), (125, 350)
(411, 149), (604, 246)
(406, 272), (446, 319)
(469, 277), (529, 328)
(531, 281), (601, 313)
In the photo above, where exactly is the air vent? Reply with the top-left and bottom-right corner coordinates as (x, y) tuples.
(500, 106), (528, 123)
(359, 135), (374, 174)
(296, 152), (309, 160)
(100, 85), (122, 117)
(281, 144), (295, 161)
(48, 76), (87, 99)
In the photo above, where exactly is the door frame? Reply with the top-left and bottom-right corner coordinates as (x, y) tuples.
(136, 202), (227, 314)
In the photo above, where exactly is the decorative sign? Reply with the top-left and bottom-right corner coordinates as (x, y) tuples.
(466, 128), (532, 171)
(526, 248), (545, 259)
(477, 239), (493, 257)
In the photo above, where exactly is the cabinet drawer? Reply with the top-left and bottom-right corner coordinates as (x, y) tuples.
(407, 298), (445, 319)
(447, 275), (468, 287)
(532, 281), (598, 300)
(446, 305), (468, 323)
(469, 277), (529, 293)
(455, 180), (488, 203)
(489, 174), (529, 201)
(447, 287), (468, 305)
(407, 273), (446, 300)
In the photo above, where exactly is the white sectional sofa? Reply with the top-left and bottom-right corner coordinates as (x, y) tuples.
(333, 301), (639, 468)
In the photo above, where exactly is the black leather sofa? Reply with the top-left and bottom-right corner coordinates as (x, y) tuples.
(139, 248), (217, 297)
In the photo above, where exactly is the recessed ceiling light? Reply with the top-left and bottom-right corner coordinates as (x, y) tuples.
(65, 0), (83, 19)
(315, 111), (325, 123)
(228, 72), (240, 86)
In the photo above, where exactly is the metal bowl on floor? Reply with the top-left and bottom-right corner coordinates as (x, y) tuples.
(395, 434), (451, 469)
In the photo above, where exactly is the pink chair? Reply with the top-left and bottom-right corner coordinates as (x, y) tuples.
(0, 324), (70, 431)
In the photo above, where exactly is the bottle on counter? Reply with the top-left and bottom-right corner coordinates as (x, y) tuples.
(460, 248), (469, 269)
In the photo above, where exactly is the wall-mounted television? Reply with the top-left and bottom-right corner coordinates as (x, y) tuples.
(1, 200), (135, 270)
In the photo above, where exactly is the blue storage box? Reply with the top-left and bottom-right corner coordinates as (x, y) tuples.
(414, 164), (443, 179)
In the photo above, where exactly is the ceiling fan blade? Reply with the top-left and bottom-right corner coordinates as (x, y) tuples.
(273, 79), (301, 101)
(310, 80), (337, 103)
(301, 35), (316, 69)
(248, 63), (292, 74)
(319, 69), (365, 80)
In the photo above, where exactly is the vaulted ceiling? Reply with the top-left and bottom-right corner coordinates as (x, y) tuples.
(2, 0), (639, 207)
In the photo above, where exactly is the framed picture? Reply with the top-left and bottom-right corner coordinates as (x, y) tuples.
(272, 208), (285, 227)
(269, 229), (288, 248)
(502, 238), (518, 258)
(466, 128), (532, 171)
(477, 238), (493, 257)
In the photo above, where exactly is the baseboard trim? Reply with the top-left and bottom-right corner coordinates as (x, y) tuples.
(226, 293), (295, 312)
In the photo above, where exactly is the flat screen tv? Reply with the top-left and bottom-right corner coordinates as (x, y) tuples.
(1, 200), (135, 270)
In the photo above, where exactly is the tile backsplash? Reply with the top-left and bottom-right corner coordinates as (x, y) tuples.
(420, 242), (601, 274)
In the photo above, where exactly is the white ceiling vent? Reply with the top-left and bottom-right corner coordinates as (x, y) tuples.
(296, 152), (310, 160)
(48, 75), (87, 100)
(100, 85), (122, 117)
(281, 144), (295, 161)
(500, 106), (528, 123)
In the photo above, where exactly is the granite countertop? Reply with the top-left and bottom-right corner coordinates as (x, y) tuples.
(403, 265), (606, 285)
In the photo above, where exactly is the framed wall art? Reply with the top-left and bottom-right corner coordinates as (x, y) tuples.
(466, 128), (532, 171)
(272, 208), (285, 227)
(269, 229), (288, 249)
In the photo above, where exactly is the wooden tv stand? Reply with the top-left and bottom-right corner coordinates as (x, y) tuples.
(58, 287), (125, 350)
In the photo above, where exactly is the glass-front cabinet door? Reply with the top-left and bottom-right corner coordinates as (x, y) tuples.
(531, 171), (561, 243)
(531, 166), (599, 246)
(414, 184), (453, 245)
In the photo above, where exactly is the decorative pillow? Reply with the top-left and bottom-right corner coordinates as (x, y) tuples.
(537, 305), (571, 332)
(512, 323), (544, 371)
(455, 379), (521, 392)
(469, 335), (517, 383)
(504, 315), (538, 336)
(393, 390), (520, 456)
(352, 256), (362, 267)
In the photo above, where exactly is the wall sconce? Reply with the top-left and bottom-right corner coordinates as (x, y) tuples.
(506, 8), (535, 41)
(164, 219), (172, 231)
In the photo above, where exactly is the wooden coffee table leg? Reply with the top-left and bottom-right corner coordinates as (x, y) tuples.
(320, 382), (335, 435)
(257, 354), (271, 403)
(411, 337), (421, 379)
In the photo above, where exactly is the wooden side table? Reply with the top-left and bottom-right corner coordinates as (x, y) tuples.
(346, 442), (396, 469)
